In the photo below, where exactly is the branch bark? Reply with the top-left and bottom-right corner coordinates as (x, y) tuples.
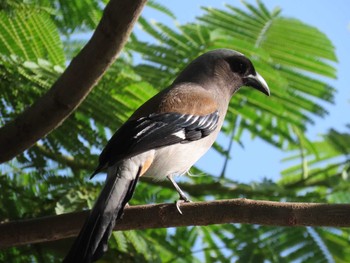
(1, 199), (350, 249)
(0, 0), (148, 163)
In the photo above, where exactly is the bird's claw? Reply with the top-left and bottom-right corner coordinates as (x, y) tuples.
(175, 197), (192, 215)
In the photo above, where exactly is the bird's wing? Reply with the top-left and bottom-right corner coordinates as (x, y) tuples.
(92, 110), (220, 177)
(66, 110), (221, 262)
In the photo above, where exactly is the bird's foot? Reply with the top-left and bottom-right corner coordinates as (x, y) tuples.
(167, 174), (192, 214)
(175, 196), (192, 215)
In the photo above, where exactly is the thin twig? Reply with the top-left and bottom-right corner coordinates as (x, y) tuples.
(220, 115), (241, 178)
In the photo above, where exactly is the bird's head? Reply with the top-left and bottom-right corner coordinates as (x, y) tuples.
(174, 49), (270, 98)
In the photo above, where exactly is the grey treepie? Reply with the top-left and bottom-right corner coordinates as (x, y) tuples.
(63, 49), (270, 262)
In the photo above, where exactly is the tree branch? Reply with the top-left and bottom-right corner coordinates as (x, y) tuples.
(1, 199), (350, 249)
(0, 0), (148, 163)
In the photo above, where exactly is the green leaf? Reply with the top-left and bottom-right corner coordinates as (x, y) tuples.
(0, 9), (65, 65)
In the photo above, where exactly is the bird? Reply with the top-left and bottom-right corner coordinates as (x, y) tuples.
(63, 49), (270, 262)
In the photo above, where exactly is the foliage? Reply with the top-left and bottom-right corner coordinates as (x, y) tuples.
(0, 0), (349, 262)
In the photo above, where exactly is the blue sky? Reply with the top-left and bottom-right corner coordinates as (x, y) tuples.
(140, 1), (350, 182)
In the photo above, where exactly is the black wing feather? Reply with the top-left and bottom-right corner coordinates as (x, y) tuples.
(92, 110), (219, 176)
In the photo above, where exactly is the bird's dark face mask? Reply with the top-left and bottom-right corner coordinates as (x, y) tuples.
(225, 55), (270, 96)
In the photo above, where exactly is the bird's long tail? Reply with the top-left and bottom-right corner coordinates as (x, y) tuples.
(63, 165), (142, 263)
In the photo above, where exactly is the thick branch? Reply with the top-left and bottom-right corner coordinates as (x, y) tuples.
(1, 199), (350, 249)
(0, 0), (148, 163)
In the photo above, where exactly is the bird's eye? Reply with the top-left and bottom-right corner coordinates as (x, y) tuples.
(227, 58), (247, 74)
(238, 63), (247, 74)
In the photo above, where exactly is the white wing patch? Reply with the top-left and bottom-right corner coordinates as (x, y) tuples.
(172, 130), (186, 140)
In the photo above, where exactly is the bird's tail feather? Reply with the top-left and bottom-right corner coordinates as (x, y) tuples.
(63, 166), (142, 263)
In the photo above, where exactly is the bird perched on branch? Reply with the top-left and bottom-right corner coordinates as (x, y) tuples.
(63, 49), (270, 262)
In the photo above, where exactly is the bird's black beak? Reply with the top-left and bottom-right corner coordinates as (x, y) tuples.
(244, 72), (270, 96)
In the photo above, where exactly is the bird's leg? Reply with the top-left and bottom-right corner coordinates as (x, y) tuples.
(167, 175), (191, 214)
(167, 174), (191, 201)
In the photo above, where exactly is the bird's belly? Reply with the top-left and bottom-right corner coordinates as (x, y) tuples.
(143, 135), (216, 180)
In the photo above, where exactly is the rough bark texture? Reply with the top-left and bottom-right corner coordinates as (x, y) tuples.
(0, 0), (148, 163)
(1, 199), (350, 249)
